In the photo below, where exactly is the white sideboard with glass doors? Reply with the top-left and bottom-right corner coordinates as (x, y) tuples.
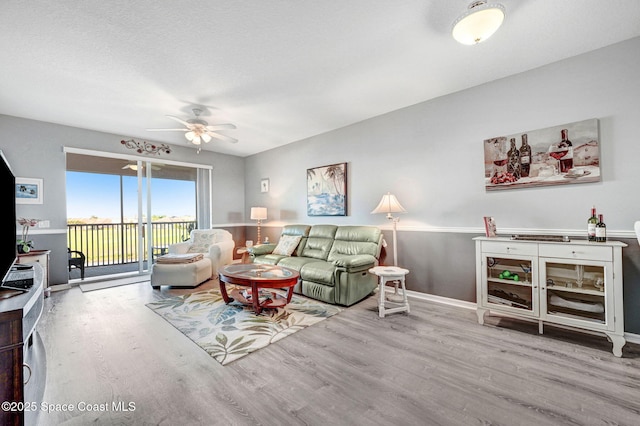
(474, 236), (627, 357)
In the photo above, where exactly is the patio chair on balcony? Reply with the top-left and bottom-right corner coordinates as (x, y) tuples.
(68, 248), (86, 280)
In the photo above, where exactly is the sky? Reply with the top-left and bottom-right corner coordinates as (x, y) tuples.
(66, 171), (196, 221)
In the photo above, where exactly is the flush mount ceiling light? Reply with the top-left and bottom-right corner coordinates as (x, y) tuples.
(452, 1), (506, 45)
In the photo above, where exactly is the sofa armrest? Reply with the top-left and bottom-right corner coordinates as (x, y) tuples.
(332, 254), (377, 272)
(207, 240), (235, 263)
(248, 243), (277, 257)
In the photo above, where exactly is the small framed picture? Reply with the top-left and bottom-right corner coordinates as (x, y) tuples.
(16, 177), (43, 204)
(260, 178), (269, 193)
(483, 216), (496, 237)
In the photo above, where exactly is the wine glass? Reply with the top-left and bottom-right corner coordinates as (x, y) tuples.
(488, 257), (499, 278)
(491, 140), (509, 178)
(594, 278), (604, 292)
(575, 265), (584, 288)
(548, 144), (570, 174)
(519, 263), (531, 283)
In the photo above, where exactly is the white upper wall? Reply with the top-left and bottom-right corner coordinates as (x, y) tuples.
(244, 37), (640, 234)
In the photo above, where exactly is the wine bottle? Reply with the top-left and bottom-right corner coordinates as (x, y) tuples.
(519, 134), (531, 177)
(507, 138), (520, 179)
(595, 214), (606, 242)
(558, 129), (574, 173)
(587, 206), (598, 241)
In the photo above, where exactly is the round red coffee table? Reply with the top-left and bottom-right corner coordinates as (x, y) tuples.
(218, 264), (300, 314)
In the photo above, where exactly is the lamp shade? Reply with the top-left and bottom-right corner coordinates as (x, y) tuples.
(250, 207), (267, 220)
(371, 193), (406, 216)
(452, 1), (505, 45)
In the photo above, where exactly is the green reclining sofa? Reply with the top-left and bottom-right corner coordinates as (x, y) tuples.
(248, 224), (383, 306)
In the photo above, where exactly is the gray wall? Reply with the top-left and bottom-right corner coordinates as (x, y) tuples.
(244, 37), (640, 333)
(0, 115), (245, 285)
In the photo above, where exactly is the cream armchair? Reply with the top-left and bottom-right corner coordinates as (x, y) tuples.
(168, 229), (235, 278)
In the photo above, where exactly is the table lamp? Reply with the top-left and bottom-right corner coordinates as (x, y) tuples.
(250, 207), (267, 244)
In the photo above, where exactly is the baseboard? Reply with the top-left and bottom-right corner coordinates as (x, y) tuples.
(80, 275), (150, 292)
(626, 332), (640, 345)
(384, 287), (476, 310)
(391, 288), (640, 346)
(49, 284), (72, 291)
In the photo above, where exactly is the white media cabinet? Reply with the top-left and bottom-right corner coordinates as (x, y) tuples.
(474, 237), (627, 357)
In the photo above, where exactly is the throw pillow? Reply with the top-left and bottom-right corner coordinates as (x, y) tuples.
(272, 235), (302, 256)
(187, 232), (215, 253)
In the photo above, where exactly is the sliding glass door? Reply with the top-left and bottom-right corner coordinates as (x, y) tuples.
(65, 150), (208, 281)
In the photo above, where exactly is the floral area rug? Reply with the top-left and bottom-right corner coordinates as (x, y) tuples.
(146, 288), (341, 365)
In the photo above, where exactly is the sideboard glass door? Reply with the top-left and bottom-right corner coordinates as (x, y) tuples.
(484, 255), (538, 317)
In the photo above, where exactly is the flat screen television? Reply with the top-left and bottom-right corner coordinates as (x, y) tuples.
(0, 150), (17, 283)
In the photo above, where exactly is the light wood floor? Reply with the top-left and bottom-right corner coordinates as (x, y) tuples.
(35, 279), (640, 426)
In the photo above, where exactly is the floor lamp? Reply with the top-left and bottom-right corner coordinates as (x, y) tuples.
(250, 207), (267, 244)
(371, 192), (407, 301)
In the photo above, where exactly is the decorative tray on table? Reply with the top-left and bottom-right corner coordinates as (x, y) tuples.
(510, 235), (570, 242)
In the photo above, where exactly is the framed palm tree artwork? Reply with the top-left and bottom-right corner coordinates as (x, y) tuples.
(307, 162), (347, 216)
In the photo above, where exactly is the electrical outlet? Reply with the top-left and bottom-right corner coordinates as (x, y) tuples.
(39, 220), (50, 228)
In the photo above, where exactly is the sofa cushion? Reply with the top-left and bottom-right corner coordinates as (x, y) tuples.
(282, 224), (312, 237)
(281, 225), (311, 256)
(300, 225), (338, 260)
(327, 226), (382, 261)
(272, 235), (302, 256)
(276, 256), (318, 272)
(300, 261), (336, 286)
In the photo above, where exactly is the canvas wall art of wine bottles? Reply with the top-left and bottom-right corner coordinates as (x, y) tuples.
(483, 118), (600, 191)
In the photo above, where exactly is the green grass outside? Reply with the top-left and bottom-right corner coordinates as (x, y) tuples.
(68, 222), (195, 266)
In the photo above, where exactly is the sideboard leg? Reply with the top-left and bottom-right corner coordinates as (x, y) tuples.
(607, 333), (626, 358)
(476, 308), (487, 325)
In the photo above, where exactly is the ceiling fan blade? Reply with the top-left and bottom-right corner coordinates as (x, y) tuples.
(206, 131), (238, 144)
(206, 123), (236, 131)
(166, 115), (191, 126)
(146, 128), (189, 132)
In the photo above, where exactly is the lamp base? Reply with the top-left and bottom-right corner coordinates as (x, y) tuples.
(386, 281), (405, 302)
(386, 293), (405, 303)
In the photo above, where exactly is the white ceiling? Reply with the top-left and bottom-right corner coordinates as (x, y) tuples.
(2, 1), (640, 157)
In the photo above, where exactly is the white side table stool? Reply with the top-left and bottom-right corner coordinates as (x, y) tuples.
(368, 266), (410, 318)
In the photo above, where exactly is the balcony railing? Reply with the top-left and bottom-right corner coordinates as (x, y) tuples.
(67, 221), (196, 267)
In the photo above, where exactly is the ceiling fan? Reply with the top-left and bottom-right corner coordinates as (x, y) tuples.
(122, 162), (161, 171)
(147, 108), (237, 147)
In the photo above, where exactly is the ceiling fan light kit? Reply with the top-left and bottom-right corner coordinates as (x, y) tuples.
(452, 1), (506, 45)
(146, 108), (237, 151)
